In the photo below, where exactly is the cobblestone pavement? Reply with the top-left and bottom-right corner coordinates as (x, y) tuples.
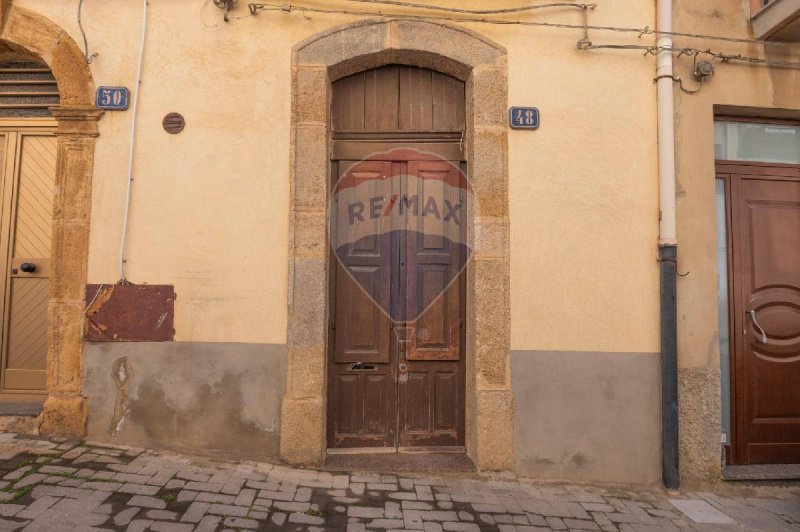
(0, 433), (797, 531)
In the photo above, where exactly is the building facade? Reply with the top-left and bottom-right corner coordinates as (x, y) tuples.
(0, 0), (797, 487)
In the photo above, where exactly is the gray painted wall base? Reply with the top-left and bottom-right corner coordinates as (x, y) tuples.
(84, 342), (285, 461)
(511, 350), (661, 485)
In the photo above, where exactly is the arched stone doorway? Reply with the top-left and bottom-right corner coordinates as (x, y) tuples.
(281, 19), (513, 471)
(0, 6), (100, 436)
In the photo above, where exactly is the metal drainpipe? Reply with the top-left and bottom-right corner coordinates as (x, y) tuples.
(656, 0), (680, 490)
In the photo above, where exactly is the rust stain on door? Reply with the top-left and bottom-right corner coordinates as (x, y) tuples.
(85, 284), (176, 342)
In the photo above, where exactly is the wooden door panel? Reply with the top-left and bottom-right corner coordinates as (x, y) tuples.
(731, 175), (800, 464)
(405, 161), (463, 361)
(331, 372), (395, 447)
(333, 161), (392, 364)
(398, 365), (461, 447)
(2, 134), (54, 392)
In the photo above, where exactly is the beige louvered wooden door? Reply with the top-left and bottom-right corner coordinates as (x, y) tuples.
(0, 130), (56, 392)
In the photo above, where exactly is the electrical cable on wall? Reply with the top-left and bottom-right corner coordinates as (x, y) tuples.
(119, 0), (149, 284)
(246, 1), (800, 49)
(77, 0), (98, 63)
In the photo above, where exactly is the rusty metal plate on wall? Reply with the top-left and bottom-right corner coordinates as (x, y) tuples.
(85, 284), (176, 342)
(162, 112), (185, 134)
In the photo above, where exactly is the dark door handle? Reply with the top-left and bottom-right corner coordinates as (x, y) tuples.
(19, 263), (36, 273)
(747, 310), (768, 344)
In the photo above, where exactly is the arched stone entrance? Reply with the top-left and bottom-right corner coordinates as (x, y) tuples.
(281, 19), (513, 471)
(0, 6), (100, 436)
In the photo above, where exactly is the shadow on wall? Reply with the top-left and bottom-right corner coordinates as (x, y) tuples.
(83, 342), (286, 461)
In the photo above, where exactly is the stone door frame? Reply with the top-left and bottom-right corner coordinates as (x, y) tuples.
(281, 19), (514, 471)
(0, 6), (100, 435)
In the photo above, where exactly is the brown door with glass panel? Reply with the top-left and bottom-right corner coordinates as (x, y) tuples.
(327, 64), (466, 449)
(724, 164), (800, 464)
(0, 131), (56, 392)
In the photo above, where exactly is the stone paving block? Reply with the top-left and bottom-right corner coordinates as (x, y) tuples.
(348, 523), (367, 532)
(289, 511), (325, 525)
(180, 501), (210, 523)
(114, 473), (151, 484)
(224, 515), (259, 529)
(164, 479), (185, 490)
(258, 489), (295, 501)
(79, 480), (122, 491)
(149, 521), (193, 532)
(606, 512), (656, 525)
(183, 481), (223, 493)
(221, 477), (245, 495)
(249, 510), (268, 519)
(416, 485), (434, 502)
(37, 465), (77, 475)
(147, 473), (174, 487)
(442, 522), (480, 532)
(113, 507), (139, 526)
(546, 516), (567, 530)
(368, 483), (398, 491)
(352, 475), (381, 483)
(400, 479), (414, 490)
(207, 503), (249, 517)
(15, 495), (61, 519)
(350, 506), (385, 518)
(127, 495), (167, 509)
(176, 471), (211, 482)
(13, 473), (45, 489)
(423, 522), (443, 532)
(513, 514), (530, 525)
(3, 467), (31, 482)
(234, 488), (256, 507)
(209, 471), (231, 484)
(126, 518), (153, 532)
(564, 518), (600, 530)
(471, 503), (506, 513)
(668, 499), (736, 525)
(402, 501), (433, 511)
(91, 470), (114, 480)
(389, 491), (418, 501)
(366, 518), (404, 528)
(195, 492), (235, 504)
(295, 486), (312, 502)
(334, 475), (350, 489)
(351, 483), (366, 496)
(582, 503), (615, 513)
(176, 490), (198, 502)
(525, 513), (547, 527)
(437, 502), (454, 510)
(0, 504), (24, 517)
(119, 482), (160, 495)
(147, 509), (178, 520)
(386, 501), (404, 519)
(421, 511), (459, 522)
(246, 479), (280, 491)
(271, 512), (287, 525)
(273, 501), (311, 512)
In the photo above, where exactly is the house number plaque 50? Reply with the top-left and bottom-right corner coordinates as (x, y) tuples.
(509, 107), (540, 130)
(96, 87), (130, 111)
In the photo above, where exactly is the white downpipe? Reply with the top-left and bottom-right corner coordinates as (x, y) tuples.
(119, 0), (149, 282)
(657, 0), (677, 247)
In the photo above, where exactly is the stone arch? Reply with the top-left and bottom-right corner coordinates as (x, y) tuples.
(0, 6), (101, 435)
(282, 18), (513, 471)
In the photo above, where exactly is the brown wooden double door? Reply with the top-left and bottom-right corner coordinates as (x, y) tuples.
(327, 157), (466, 449)
(721, 162), (800, 464)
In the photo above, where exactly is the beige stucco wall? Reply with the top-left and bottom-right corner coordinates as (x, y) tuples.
(13, 0), (661, 355)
